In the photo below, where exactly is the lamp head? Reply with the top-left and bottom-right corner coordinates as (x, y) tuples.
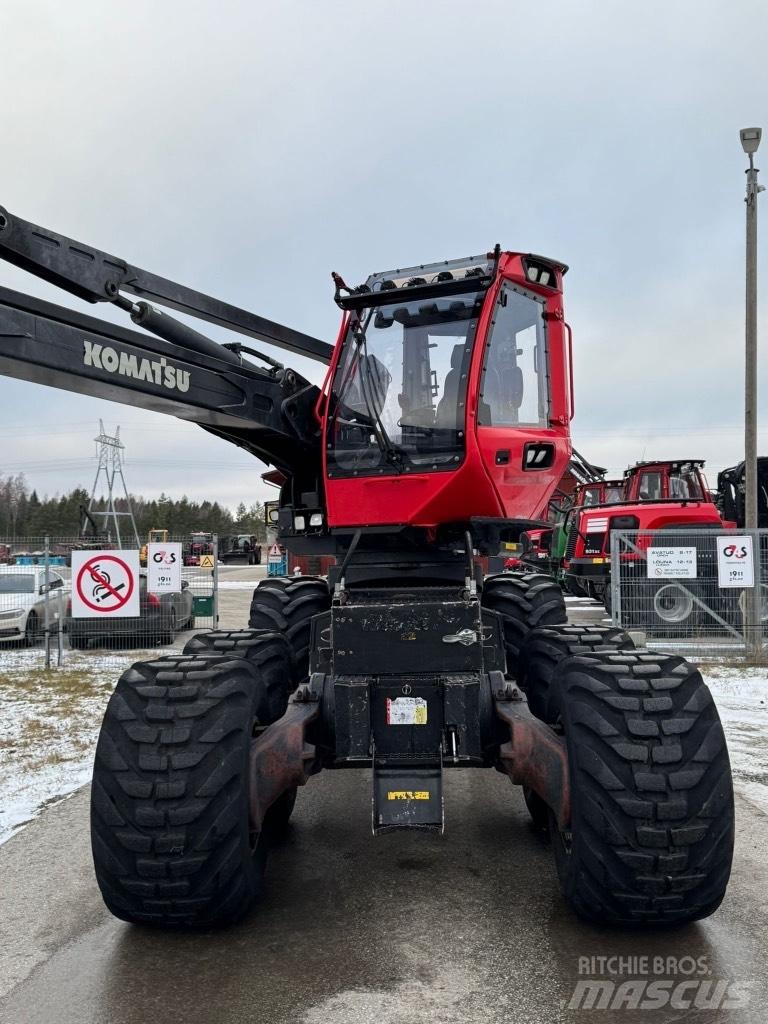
(740, 127), (762, 156)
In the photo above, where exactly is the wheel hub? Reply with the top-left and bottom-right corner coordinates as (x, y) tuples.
(653, 583), (694, 623)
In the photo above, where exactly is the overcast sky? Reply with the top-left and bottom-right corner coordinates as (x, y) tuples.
(1, 0), (767, 506)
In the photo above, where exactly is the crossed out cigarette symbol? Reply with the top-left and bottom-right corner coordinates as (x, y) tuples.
(77, 556), (134, 612)
(88, 563), (126, 603)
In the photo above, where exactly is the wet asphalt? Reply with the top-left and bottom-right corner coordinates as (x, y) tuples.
(1, 572), (767, 1024)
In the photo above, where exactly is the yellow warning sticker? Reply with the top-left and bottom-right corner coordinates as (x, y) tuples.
(387, 791), (430, 801)
(199, 554), (215, 569)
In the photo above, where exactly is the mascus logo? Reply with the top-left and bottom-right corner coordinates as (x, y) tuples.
(83, 340), (190, 393)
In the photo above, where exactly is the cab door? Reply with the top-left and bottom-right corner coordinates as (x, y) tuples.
(473, 281), (568, 520)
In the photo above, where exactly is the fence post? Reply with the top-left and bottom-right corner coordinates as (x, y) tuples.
(43, 535), (51, 670)
(212, 533), (219, 630)
(610, 530), (621, 627)
(748, 528), (763, 659)
(57, 584), (64, 667)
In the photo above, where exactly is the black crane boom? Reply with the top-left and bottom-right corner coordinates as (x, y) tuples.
(0, 206), (333, 364)
(0, 284), (320, 475)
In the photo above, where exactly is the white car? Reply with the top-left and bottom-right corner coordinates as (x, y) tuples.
(0, 566), (68, 645)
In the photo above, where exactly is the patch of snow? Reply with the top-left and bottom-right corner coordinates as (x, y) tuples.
(702, 668), (768, 815)
(0, 652), (140, 844)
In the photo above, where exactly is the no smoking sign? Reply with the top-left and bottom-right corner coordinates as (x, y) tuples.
(71, 550), (140, 618)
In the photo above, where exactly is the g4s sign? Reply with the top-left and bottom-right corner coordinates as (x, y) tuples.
(147, 542), (183, 593)
(716, 536), (755, 588)
(152, 549), (178, 565)
(722, 543), (748, 559)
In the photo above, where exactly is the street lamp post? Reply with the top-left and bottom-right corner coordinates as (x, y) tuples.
(740, 127), (764, 655)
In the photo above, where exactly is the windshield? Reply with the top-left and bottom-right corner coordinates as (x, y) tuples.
(582, 486), (602, 506)
(0, 574), (36, 593)
(669, 467), (704, 499)
(327, 291), (483, 475)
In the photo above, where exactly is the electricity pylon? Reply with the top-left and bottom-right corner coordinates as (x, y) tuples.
(81, 421), (140, 548)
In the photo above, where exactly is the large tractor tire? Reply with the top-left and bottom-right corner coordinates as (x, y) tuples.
(481, 572), (566, 676)
(645, 581), (699, 636)
(248, 577), (330, 684)
(183, 629), (293, 723)
(91, 652), (286, 928)
(548, 650), (734, 926)
(516, 625), (634, 830)
(619, 578), (701, 638)
(517, 624), (634, 724)
(564, 574), (590, 599)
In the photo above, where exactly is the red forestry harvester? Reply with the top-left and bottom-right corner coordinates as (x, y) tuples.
(0, 206), (734, 928)
(521, 475), (624, 573)
(564, 460), (725, 619)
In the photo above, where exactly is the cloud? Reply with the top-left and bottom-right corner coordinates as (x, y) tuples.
(1, 0), (767, 505)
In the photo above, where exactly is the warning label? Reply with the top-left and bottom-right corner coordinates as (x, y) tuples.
(386, 696), (428, 725)
(71, 550), (140, 618)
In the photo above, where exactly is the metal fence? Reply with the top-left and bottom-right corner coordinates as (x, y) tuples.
(610, 528), (768, 658)
(0, 535), (219, 672)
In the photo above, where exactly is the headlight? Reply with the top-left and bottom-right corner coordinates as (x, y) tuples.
(309, 513), (323, 527)
(293, 515), (306, 531)
(0, 607), (24, 619)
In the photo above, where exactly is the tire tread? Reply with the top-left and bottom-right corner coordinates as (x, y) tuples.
(551, 650), (734, 925)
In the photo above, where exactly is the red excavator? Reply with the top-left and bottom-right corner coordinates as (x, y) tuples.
(0, 206), (733, 929)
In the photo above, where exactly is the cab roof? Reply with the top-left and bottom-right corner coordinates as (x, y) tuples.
(626, 459), (706, 474)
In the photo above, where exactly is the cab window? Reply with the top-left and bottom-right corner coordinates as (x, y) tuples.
(582, 487), (601, 506)
(478, 283), (548, 427)
(669, 470), (703, 499)
(638, 472), (662, 500)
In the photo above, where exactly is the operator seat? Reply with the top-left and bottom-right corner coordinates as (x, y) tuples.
(435, 344), (465, 427)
